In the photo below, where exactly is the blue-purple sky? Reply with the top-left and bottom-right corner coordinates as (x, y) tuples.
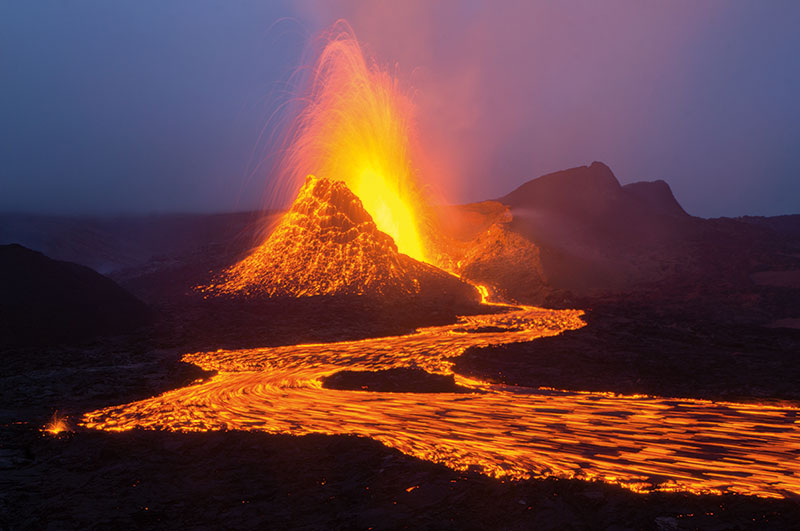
(1, 1), (799, 217)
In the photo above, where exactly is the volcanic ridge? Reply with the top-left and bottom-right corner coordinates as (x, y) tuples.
(201, 175), (476, 301)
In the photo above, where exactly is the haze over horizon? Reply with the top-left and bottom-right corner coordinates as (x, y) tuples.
(1, 1), (799, 218)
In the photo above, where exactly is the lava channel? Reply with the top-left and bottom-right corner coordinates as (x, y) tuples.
(82, 304), (800, 499)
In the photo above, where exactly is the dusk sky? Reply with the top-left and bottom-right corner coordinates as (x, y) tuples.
(2, 1), (799, 217)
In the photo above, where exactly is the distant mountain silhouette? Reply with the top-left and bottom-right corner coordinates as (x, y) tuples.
(0, 244), (150, 347)
(475, 161), (790, 296)
(480, 162), (689, 291)
(622, 180), (688, 218)
(498, 162), (691, 250)
(739, 214), (800, 242)
(202, 175), (477, 302)
(4, 162), (797, 310)
(0, 211), (274, 274)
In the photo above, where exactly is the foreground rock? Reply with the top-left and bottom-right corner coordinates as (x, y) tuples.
(3, 427), (798, 530)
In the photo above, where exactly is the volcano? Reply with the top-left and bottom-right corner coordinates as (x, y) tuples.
(202, 175), (477, 301)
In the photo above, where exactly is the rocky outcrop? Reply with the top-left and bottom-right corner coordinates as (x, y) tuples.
(456, 224), (549, 304)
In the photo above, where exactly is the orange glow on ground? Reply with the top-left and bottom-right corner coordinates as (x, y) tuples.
(82, 304), (800, 499)
(280, 25), (429, 262)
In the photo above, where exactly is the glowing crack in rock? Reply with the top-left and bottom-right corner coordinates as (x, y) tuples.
(82, 304), (800, 499)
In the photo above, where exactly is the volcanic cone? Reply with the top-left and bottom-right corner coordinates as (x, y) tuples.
(202, 175), (477, 301)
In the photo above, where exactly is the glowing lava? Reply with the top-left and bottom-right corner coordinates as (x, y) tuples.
(202, 26), (458, 298)
(201, 176), (474, 298)
(44, 411), (70, 436)
(82, 305), (800, 499)
(280, 24), (429, 262)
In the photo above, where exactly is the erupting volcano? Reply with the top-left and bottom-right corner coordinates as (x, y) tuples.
(80, 27), (800, 503)
(7, 1), (800, 527)
(202, 174), (475, 299)
(276, 25), (431, 263)
(201, 25), (467, 301)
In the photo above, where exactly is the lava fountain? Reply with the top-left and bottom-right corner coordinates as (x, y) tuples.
(278, 23), (430, 263)
(203, 24), (460, 297)
(44, 411), (71, 436)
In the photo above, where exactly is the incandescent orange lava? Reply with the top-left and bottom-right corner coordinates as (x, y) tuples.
(200, 175), (473, 298)
(82, 304), (800, 499)
(203, 26), (447, 298)
(44, 411), (70, 436)
(279, 24), (429, 262)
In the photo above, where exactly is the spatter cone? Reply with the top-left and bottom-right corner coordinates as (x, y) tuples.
(201, 175), (477, 300)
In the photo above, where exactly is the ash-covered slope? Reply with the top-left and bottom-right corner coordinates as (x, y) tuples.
(203, 176), (477, 301)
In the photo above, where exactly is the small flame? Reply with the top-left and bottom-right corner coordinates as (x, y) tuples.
(44, 411), (71, 436)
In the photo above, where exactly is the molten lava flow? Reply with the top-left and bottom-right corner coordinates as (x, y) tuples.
(82, 304), (800, 499)
(280, 25), (429, 262)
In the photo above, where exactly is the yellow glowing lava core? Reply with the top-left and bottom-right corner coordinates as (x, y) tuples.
(284, 28), (428, 262)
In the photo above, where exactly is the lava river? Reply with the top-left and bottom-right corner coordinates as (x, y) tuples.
(82, 305), (800, 499)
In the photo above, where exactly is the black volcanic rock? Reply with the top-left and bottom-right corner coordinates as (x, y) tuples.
(0, 244), (150, 347)
(492, 162), (702, 292)
(455, 303), (800, 403)
(622, 179), (688, 218)
(7, 428), (799, 530)
(322, 367), (470, 393)
(497, 162), (691, 251)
